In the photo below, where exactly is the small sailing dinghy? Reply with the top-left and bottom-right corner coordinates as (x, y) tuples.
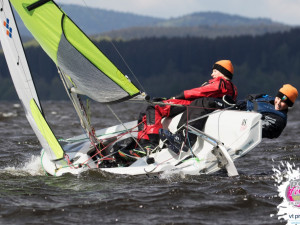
(0, 0), (262, 177)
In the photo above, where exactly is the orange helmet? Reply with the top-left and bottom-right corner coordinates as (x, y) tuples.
(212, 60), (234, 80)
(276, 84), (298, 107)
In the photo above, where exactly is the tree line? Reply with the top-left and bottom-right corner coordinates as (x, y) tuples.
(1, 28), (300, 101)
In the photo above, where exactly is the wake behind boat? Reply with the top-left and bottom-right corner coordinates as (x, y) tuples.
(0, 0), (262, 177)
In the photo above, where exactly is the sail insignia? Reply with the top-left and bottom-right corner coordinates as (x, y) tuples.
(3, 18), (13, 37)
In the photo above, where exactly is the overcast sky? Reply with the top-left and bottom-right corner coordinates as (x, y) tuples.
(56, 0), (300, 26)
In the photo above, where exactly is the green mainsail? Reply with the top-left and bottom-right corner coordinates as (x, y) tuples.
(10, 0), (140, 103)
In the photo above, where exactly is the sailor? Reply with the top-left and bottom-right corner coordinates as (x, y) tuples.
(236, 84), (298, 139)
(118, 60), (238, 159)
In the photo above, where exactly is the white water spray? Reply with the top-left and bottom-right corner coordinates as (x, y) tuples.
(2, 155), (44, 176)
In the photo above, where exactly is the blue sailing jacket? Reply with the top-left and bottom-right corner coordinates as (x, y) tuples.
(246, 94), (287, 139)
(246, 95), (287, 120)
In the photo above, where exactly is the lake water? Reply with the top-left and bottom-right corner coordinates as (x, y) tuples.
(0, 101), (299, 225)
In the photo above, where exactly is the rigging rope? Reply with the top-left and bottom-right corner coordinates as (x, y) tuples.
(106, 105), (146, 151)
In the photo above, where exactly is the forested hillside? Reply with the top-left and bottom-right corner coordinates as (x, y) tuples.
(15, 5), (290, 39)
(156, 11), (282, 27)
(99, 24), (291, 40)
(1, 28), (300, 101)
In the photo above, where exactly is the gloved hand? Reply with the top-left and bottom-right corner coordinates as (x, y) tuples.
(173, 92), (185, 100)
(152, 97), (167, 102)
(235, 100), (247, 110)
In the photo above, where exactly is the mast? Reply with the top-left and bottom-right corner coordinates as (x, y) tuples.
(57, 67), (98, 144)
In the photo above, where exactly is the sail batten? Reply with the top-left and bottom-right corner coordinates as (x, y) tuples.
(27, 0), (52, 11)
(9, 0), (141, 103)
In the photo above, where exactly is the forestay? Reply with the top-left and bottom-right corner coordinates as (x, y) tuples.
(10, 0), (141, 103)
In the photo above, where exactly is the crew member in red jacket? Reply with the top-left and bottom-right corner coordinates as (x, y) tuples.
(118, 60), (238, 159)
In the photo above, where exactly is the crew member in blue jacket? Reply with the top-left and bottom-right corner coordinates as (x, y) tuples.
(237, 84), (298, 139)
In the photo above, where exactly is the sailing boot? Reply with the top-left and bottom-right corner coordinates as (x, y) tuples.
(159, 129), (189, 154)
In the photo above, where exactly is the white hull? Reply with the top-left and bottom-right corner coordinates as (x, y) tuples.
(41, 110), (262, 177)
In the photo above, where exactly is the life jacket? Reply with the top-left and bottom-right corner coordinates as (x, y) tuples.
(246, 95), (287, 120)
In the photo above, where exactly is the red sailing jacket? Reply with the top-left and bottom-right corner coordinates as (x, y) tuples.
(182, 76), (238, 101)
(160, 76), (238, 118)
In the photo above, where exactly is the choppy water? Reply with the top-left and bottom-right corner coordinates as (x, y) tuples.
(0, 101), (299, 225)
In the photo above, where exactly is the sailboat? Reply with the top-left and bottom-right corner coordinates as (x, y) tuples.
(0, 0), (262, 177)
